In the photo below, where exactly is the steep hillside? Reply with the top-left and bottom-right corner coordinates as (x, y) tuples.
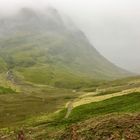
(0, 7), (130, 89)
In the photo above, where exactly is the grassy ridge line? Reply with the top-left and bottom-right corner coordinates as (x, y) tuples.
(30, 89), (140, 127)
(73, 87), (140, 107)
(64, 87), (140, 118)
(69, 92), (140, 121)
(51, 92), (140, 126)
(25, 92), (140, 139)
(26, 92), (140, 128)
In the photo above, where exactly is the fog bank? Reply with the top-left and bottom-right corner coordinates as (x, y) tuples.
(0, 0), (140, 73)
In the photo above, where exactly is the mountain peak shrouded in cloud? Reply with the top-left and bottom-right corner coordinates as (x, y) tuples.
(0, 1), (140, 139)
(0, 7), (67, 36)
(18, 6), (59, 17)
(19, 7), (38, 18)
(0, 6), (131, 87)
(0, 0), (139, 73)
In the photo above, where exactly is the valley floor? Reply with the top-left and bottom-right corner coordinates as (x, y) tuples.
(0, 76), (140, 139)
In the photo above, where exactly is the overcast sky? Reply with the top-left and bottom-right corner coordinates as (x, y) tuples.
(0, 0), (140, 73)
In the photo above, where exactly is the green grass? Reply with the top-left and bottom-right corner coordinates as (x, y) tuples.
(0, 86), (16, 94)
(51, 92), (140, 126)
(17, 92), (140, 139)
(0, 28), (130, 90)
(0, 86), (79, 128)
(18, 64), (97, 89)
(0, 87), (140, 139)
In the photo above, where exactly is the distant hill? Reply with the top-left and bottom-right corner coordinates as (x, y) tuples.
(0, 7), (130, 89)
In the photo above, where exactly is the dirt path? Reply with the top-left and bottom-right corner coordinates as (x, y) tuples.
(65, 101), (73, 118)
(65, 87), (140, 118)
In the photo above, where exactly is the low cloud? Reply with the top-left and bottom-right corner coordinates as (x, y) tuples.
(0, 0), (140, 73)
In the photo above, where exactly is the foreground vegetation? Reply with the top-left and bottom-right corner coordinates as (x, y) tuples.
(59, 113), (140, 140)
(0, 75), (140, 139)
(62, 92), (140, 124)
(32, 92), (140, 139)
(0, 91), (139, 139)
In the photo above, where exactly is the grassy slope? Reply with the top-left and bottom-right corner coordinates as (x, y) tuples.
(0, 91), (140, 139)
(0, 77), (139, 129)
(0, 34), (99, 89)
(66, 92), (140, 123)
(0, 11), (131, 90)
(3, 93), (140, 140)
(0, 9), (138, 139)
(55, 90), (140, 140)
(0, 14), (130, 89)
(0, 86), (80, 128)
(0, 86), (16, 94)
(42, 92), (140, 130)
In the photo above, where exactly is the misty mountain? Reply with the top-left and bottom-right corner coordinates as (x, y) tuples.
(0, 7), (130, 88)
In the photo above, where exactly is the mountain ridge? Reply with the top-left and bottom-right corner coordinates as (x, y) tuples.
(0, 7), (131, 89)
